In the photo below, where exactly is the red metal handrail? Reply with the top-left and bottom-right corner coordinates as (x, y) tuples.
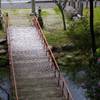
(6, 15), (19, 100)
(32, 16), (74, 100)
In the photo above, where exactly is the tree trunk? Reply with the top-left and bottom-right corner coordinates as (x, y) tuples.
(79, 1), (83, 16)
(57, 4), (66, 30)
(94, 0), (97, 8)
(70, 0), (75, 8)
(90, 0), (96, 61)
(32, 0), (35, 14)
(0, 0), (2, 29)
(86, 0), (89, 8)
(0, 0), (1, 15)
(62, 0), (68, 9)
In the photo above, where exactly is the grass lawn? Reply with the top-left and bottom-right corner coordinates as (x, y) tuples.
(83, 6), (100, 24)
(42, 8), (70, 46)
(44, 30), (71, 46)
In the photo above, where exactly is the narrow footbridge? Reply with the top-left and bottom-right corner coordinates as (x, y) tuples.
(6, 13), (73, 100)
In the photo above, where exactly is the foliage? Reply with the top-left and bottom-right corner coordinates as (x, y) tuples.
(83, 7), (100, 24)
(67, 19), (91, 51)
(0, 67), (9, 78)
(65, 17), (100, 99)
(86, 61), (100, 100)
(95, 22), (100, 47)
(0, 55), (8, 67)
(53, 6), (61, 15)
(44, 15), (100, 99)
(42, 7), (100, 99)
(58, 50), (89, 80)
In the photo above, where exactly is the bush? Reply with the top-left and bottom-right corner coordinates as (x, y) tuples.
(65, 19), (100, 99)
(0, 55), (8, 67)
(67, 19), (92, 51)
(95, 22), (100, 47)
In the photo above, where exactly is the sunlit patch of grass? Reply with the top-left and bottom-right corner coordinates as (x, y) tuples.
(44, 30), (71, 46)
(53, 6), (61, 15)
(41, 10), (49, 17)
(83, 7), (100, 23)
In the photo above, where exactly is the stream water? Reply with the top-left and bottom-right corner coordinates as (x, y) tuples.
(0, 77), (10, 100)
(64, 75), (89, 100)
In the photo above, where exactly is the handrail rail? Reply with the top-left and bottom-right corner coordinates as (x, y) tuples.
(6, 14), (19, 100)
(32, 16), (74, 100)
(33, 17), (60, 71)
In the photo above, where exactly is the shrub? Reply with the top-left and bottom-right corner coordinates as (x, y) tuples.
(95, 22), (100, 47)
(67, 19), (91, 51)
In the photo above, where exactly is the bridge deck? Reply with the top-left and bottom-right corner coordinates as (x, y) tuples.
(8, 12), (66, 100)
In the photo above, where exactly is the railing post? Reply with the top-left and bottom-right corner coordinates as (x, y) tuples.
(62, 81), (64, 96)
(54, 69), (56, 78)
(67, 92), (69, 100)
(46, 48), (48, 56)
(33, 16), (74, 100)
(58, 71), (60, 86)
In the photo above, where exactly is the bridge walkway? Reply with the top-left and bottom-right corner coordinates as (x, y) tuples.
(7, 11), (69, 100)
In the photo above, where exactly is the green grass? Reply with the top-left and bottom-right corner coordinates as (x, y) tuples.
(53, 6), (61, 15)
(42, 8), (70, 47)
(44, 30), (71, 46)
(84, 7), (100, 23)
(41, 10), (49, 17)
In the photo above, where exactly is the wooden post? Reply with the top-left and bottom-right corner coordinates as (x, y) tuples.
(57, 71), (60, 86)
(62, 82), (64, 96)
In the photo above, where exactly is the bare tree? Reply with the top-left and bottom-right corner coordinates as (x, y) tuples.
(86, 0), (89, 8)
(94, 0), (97, 8)
(55, 0), (66, 30)
(78, 0), (84, 16)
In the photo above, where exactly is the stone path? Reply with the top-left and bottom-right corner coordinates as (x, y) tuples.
(8, 11), (65, 100)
